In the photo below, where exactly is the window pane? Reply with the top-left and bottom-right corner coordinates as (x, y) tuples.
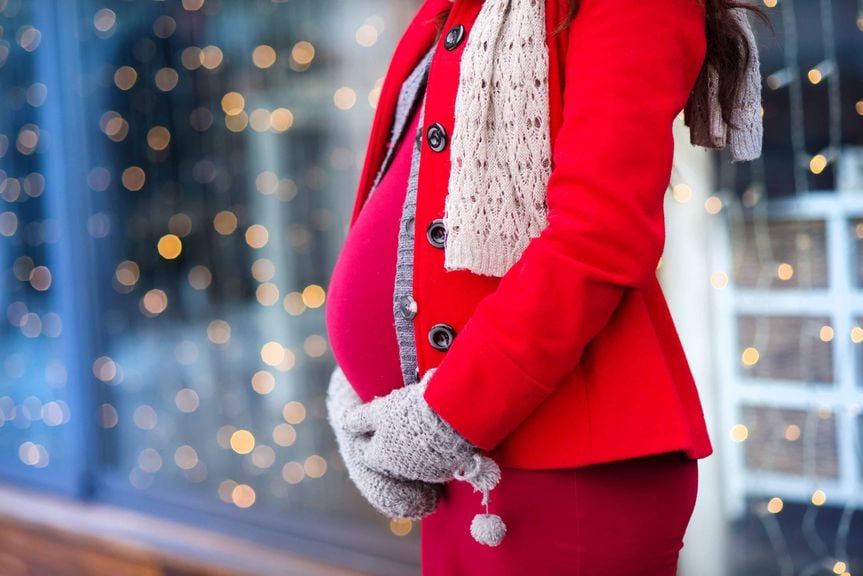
(0, 1), (75, 483)
(731, 217), (828, 290)
(736, 314), (834, 384)
(741, 405), (839, 479)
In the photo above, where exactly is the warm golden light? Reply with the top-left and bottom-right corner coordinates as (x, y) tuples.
(261, 341), (285, 366)
(245, 224), (269, 248)
(231, 484), (256, 508)
(766, 497), (783, 514)
(155, 67), (179, 91)
(252, 44), (277, 68)
(741, 347), (760, 366)
(784, 424), (801, 441)
(809, 154), (828, 175)
(271, 108), (294, 132)
(256, 283), (280, 306)
(302, 284), (326, 308)
(704, 195), (723, 215)
(230, 429), (255, 455)
(251, 259), (275, 282)
(390, 518), (413, 536)
(142, 289), (168, 315)
(273, 423), (297, 447)
(333, 87), (357, 110)
(776, 262), (794, 281)
(157, 234), (183, 259)
(221, 91), (245, 116)
(811, 489), (827, 506)
(213, 210), (238, 235)
(251, 371), (276, 395)
(807, 69), (823, 84)
(291, 41), (315, 66)
(282, 401), (306, 425)
(147, 126), (171, 151)
(114, 65), (138, 90)
(671, 183), (692, 203)
(115, 261), (140, 286)
(281, 462), (304, 484)
(303, 455), (327, 478)
(730, 424), (749, 442)
(122, 166), (146, 191)
(200, 45), (224, 69)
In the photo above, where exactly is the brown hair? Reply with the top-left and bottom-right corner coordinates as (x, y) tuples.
(429, 1), (774, 131)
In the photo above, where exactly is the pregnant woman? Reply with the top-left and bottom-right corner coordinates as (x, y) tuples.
(325, 0), (769, 573)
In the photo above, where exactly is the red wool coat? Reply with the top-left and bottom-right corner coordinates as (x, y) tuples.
(348, 0), (714, 469)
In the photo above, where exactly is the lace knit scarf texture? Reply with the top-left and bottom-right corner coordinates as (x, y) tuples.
(445, 0), (763, 278)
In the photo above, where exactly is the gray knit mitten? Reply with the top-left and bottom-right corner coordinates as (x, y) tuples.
(342, 367), (490, 485)
(342, 367), (507, 547)
(325, 365), (442, 520)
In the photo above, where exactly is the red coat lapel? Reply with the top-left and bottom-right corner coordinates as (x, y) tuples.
(349, 0), (452, 229)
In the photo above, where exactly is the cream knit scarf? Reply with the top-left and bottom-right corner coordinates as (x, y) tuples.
(443, 0), (763, 278)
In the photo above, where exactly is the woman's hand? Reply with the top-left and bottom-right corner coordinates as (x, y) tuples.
(341, 368), (489, 485)
(326, 365), (442, 519)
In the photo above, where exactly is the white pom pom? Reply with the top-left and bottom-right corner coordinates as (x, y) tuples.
(470, 513), (507, 547)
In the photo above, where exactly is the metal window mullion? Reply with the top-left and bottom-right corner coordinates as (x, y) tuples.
(826, 206), (859, 500)
(712, 206), (749, 520)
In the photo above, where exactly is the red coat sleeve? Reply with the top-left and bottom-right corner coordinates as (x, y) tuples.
(423, 0), (708, 450)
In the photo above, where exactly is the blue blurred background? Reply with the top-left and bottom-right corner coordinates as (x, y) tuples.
(0, 0), (861, 575)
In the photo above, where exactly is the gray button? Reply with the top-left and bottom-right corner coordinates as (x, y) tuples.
(398, 294), (417, 319)
(444, 24), (466, 51)
(426, 122), (447, 153)
(428, 323), (456, 351)
(404, 214), (415, 234)
(426, 218), (446, 249)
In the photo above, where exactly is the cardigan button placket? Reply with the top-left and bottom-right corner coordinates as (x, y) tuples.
(425, 218), (447, 249)
(443, 24), (466, 51)
(425, 122), (447, 152)
(427, 323), (456, 352)
(398, 294), (418, 320)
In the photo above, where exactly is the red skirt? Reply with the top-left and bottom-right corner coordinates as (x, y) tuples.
(421, 450), (698, 575)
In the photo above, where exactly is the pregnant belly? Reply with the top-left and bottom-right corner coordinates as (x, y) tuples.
(324, 104), (420, 403)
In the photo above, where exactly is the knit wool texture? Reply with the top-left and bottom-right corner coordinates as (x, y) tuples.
(445, 0), (553, 278)
(444, 0), (763, 278)
(343, 367), (481, 484)
(683, 6), (762, 162)
(325, 365), (443, 520)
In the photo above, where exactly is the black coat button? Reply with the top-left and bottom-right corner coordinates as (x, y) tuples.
(414, 366), (421, 382)
(428, 323), (456, 351)
(426, 219), (447, 249)
(398, 294), (417, 319)
(426, 123), (447, 152)
(443, 24), (465, 51)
